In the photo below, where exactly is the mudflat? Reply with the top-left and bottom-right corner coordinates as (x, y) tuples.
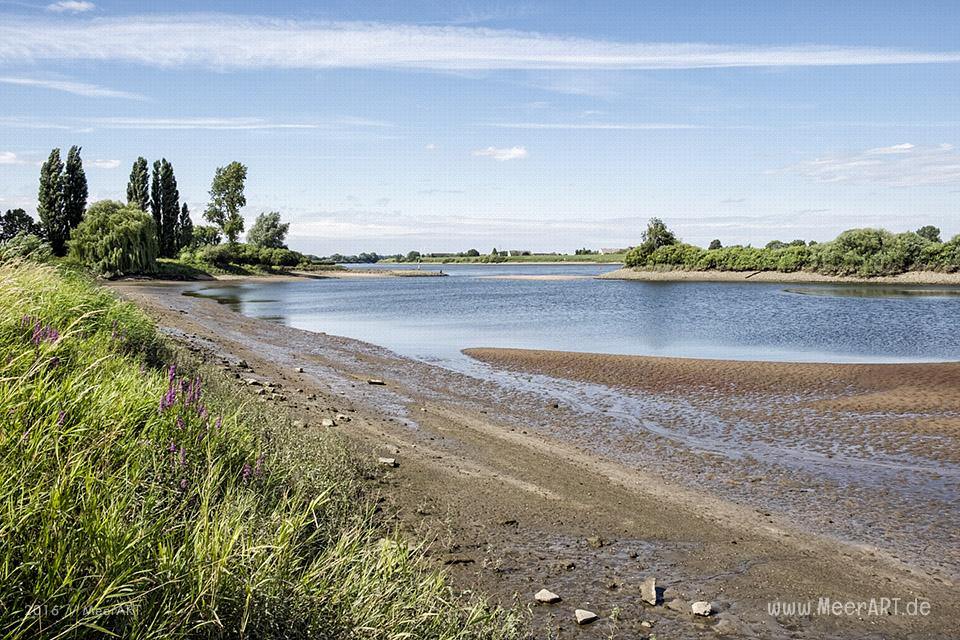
(111, 281), (960, 639)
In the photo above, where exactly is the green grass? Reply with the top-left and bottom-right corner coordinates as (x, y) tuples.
(0, 260), (524, 639)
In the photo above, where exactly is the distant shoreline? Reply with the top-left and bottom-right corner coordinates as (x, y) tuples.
(598, 268), (960, 286)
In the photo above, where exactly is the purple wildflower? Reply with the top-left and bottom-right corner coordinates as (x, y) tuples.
(214, 415), (222, 431)
(242, 463), (252, 481)
(57, 410), (65, 426)
(178, 446), (187, 467)
(176, 415), (185, 430)
(168, 441), (177, 453)
(198, 405), (207, 419)
(254, 453), (265, 478)
(179, 478), (188, 490)
(167, 365), (176, 385)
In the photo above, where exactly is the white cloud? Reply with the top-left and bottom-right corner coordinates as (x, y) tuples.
(1, 16), (959, 71)
(425, 143), (437, 150)
(472, 146), (528, 161)
(780, 143), (960, 187)
(0, 76), (143, 100)
(91, 158), (119, 169)
(0, 115), (389, 131)
(485, 122), (704, 130)
(0, 151), (26, 165)
(45, 1), (95, 13)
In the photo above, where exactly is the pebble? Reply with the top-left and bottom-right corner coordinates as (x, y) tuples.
(295, 367), (304, 373)
(641, 576), (657, 605)
(666, 598), (688, 612)
(321, 418), (336, 427)
(367, 379), (386, 385)
(377, 457), (398, 467)
(534, 589), (561, 604)
(691, 601), (714, 616)
(640, 620), (653, 628)
(574, 609), (598, 625)
(244, 378), (261, 386)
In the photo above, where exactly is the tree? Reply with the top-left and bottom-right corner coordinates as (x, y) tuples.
(160, 160), (180, 256)
(0, 209), (41, 242)
(191, 225), (221, 248)
(406, 250), (421, 262)
(150, 159), (180, 257)
(68, 200), (158, 275)
(246, 211), (289, 248)
(126, 157), (150, 211)
(176, 203), (193, 252)
(62, 145), (88, 233)
(204, 162), (247, 243)
(623, 218), (679, 268)
(708, 239), (722, 250)
(916, 225), (942, 243)
(37, 149), (66, 255)
(465, 248), (480, 257)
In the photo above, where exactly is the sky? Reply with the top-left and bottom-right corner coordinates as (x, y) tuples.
(1, 0), (958, 255)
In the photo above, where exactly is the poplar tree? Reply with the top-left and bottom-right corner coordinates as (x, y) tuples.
(126, 157), (150, 211)
(204, 162), (247, 244)
(37, 148), (66, 255)
(62, 145), (88, 232)
(159, 160), (180, 256)
(150, 160), (162, 244)
(176, 203), (194, 252)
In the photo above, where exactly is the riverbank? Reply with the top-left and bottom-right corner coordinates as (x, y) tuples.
(600, 267), (960, 285)
(110, 280), (959, 639)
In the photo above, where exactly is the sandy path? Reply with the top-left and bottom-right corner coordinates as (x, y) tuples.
(110, 282), (959, 639)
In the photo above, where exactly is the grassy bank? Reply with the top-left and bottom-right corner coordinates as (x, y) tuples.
(0, 260), (522, 638)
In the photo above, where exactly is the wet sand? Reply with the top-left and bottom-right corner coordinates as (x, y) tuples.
(110, 281), (960, 639)
(600, 268), (960, 285)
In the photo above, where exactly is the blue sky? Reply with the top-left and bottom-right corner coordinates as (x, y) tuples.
(1, 1), (958, 255)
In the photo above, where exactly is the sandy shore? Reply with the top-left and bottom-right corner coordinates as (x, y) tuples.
(109, 282), (960, 639)
(600, 267), (960, 285)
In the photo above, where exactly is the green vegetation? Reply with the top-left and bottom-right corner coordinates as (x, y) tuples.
(1, 209), (42, 242)
(204, 161), (248, 244)
(67, 200), (159, 276)
(38, 147), (88, 257)
(624, 219), (960, 277)
(126, 156), (150, 212)
(0, 259), (523, 638)
(180, 242), (306, 273)
(247, 211), (290, 249)
(381, 252), (627, 264)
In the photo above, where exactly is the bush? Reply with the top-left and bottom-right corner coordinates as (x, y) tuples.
(0, 232), (53, 263)
(192, 242), (305, 269)
(68, 200), (158, 276)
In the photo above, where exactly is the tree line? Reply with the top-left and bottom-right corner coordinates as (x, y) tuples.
(0, 148), (298, 276)
(624, 218), (960, 277)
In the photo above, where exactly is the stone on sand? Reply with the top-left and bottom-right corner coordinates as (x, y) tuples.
(321, 418), (336, 427)
(574, 609), (598, 625)
(691, 601), (713, 616)
(534, 588), (561, 603)
(641, 576), (657, 605)
(367, 378), (385, 385)
(378, 457), (398, 467)
(666, 598), (688, 612)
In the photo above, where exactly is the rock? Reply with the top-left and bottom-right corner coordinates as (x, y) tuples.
(534, 589), (561, 604)
(295, 367), (304, 373)
(574, 609), (598, 625)
(691, 601), (714, 617)
(586, 535), (605, 549)
(367, 378), (386, 385)
(666, 598), (688, 612)
(321, 418), (336, 427)
(244, 378), (261, 386)
(377, 457), (398, 467)
(256, 388), (266, 396)
(292, 420), (307, 428)
(237, 360), (248, 368)
(640, 620), (653, 628)
(336, 413), (350, 422)
(641, 576), (657, 605)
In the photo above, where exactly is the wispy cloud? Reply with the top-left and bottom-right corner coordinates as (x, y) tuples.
(0, 151), (26, 165)
(2, 16), (959, 71)
(472, 146), (528, 161)
(779, 143), (960, 187)
(90, 158), (119, 169)
(45, 1), (94, 13)
(0, 76), (143, 100)
(0, 115), (390, 131)
(484, 122), (704, 130)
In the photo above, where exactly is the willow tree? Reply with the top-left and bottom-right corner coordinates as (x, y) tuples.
(68, 200), (158, 276)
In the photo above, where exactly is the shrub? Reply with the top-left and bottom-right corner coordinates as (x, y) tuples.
(193, 242), (305, 268)
(68, 200), (158, 276)
(0, 232), (53, 263)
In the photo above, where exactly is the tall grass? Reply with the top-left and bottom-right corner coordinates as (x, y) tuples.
(0, 260), (523, 639)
